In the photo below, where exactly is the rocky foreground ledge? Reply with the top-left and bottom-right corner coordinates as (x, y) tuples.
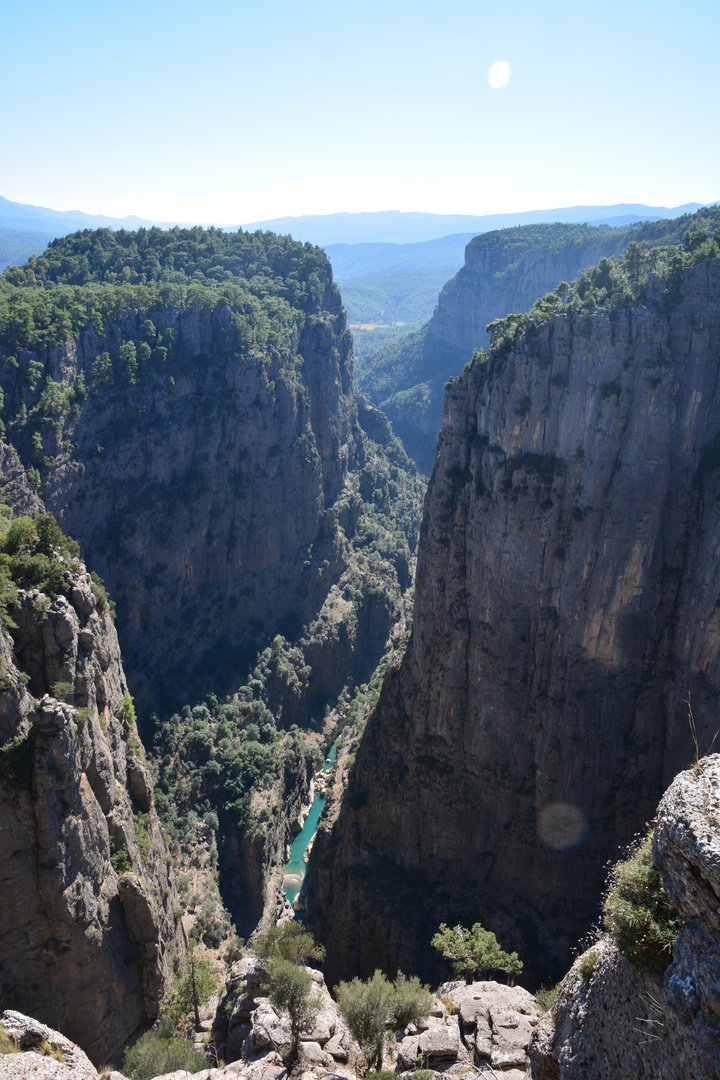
(0, 971), (542, 1080)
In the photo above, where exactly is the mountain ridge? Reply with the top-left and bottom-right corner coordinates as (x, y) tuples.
(0, 194), (712, 245)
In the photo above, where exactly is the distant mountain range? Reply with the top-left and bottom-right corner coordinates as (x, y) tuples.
(242, 204), (711, 245)
(0, 194), (713, 246)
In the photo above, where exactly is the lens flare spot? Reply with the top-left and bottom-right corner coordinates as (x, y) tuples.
(488, 60), (511, 89)
(537, 802), (588, 851)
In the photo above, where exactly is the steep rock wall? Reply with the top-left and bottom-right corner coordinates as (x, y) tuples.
(0, 551), (183, 1064)
(307, 259), (720, 986)
(1, 296), (355, 710)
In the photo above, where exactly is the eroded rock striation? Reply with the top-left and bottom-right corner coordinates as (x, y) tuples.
(308, 257), (720, 986)
(0, 526), (183, 1063)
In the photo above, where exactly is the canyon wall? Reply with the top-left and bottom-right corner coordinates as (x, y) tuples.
(369, 223), (636, 471)
(0, 294), (356, 710)
(0, 492), (183, 1063)
(307, 258), (720, 987)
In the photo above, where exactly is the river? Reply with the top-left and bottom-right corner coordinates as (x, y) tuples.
(282, 741), (337, 908)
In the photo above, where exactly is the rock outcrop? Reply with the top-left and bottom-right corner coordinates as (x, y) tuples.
(0, 1010), (98, 1080)
(530, 754), (720, 1079)
(400, 980), (541, 1078)
(307, 258), (720, 986)
(215, 958), (539, 1080)
(0, 543), (183, 1063)
(215, 957), (358, 1071)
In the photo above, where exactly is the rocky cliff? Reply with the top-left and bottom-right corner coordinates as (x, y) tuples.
(0, 230), (425, 959)
(0, 296), (354, 710)
(0, 227), (427, 725)
(0, 502), (183, 1063)
(360, 208), (720, 471)
(530, 754), (720, 1079)
(307, 256), (720, 987)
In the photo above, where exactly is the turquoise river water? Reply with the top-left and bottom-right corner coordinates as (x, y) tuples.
(282, 742), (337, 908)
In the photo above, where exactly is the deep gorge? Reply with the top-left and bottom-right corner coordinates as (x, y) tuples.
(1, 212), (719, 1076)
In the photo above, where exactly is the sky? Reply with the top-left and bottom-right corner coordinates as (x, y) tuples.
(2, 0), (718, 224)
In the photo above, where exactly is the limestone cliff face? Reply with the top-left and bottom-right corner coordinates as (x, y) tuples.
(307, 259), (720, 986)
(376, 225), (635, 471)
(0, 551), (183, 1063)
(530, 755), (720, 1080)
(1, 292), (355, 710)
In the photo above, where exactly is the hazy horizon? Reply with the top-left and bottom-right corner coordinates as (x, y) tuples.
(3, 0), (718, 225)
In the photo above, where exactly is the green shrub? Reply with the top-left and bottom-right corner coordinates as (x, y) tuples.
(535, 983), (560, 1013)
(122, 1031), (207, 1079)
(121, 692), (137, 727)
(335, 968), (431, 1068)
(0, 735), (33, 788)
(602, 833), (682, 975)
(90, 570), (115, 618)
(135, 812), (152, 863)
(253, 921), (325, 965)
(50, 680), (74, 703)
(578, 949), (599, 985)
(390, 972), (434, 1029)
(336, 970), (394, 1069)
(110, 847), (132, 874)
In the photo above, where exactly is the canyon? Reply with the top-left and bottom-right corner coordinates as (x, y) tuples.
(1, 215), (719, 1077)
(307, 253), (720, 989)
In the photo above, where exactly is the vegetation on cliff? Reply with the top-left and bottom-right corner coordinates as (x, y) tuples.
(478, 207), (720, 361)
(356, 206), (720, 471)
(0, 226), (331, 349)
(602, 833), (682, 976)
(431, 922), (523, 985)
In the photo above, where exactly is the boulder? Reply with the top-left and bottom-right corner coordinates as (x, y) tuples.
(0, 1010), (98, 1080)
(417, 1016), (461, 1062)
(298, 1041), (334, 1068)
(324, 1027), (352, 1062)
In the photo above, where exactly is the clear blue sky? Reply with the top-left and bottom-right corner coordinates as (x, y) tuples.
(3, 0), (718, 223)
